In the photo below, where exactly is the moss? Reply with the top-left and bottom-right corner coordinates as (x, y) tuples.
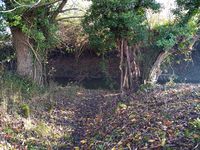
(34, 122), (51, 137)
(19, 103), (30, 118)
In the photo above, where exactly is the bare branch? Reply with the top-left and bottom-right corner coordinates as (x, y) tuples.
(60, 8), (86, 13)
(51, 0), (68, 20)
(0, 0), (42, 13)
(56, 16), (84, 21)
(13, 0), (41, 7)
(31, 0), (61, 9)
(0, 0), (61, 13)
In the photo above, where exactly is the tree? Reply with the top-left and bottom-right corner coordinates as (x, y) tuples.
(147, 0), (200, 84)
(83, 0), (200, 93)
(1, 0), (68, 85)
(83, 0), (160, 93)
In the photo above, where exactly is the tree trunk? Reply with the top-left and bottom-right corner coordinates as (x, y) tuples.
(130, 46), (141, 90)
(33, 57), (44, 86)
(124, 40), (133, 89)
(147, 51), (169, 84)
(118, 39), (125, 95)
(11, 27), (33, 78)
(118, 39), (142, 93)
(11, 27), (44, 85)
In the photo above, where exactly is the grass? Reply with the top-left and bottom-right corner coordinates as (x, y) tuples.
(0, 71), (46, 116)
(1, 71), (44, 98)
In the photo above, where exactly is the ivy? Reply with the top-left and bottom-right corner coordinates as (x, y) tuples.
(155, 17), (199, 51)
(1, 0), (60, 62)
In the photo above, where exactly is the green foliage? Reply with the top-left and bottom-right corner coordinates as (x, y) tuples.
(175, 0), (200, 23)
(184, 118), (200, 143)
(0, 8), (9, 43)
(3, 126), (15, 135)
(195, 104), (200, 111)
(155, 19), (199, 51)
(117, 102), (127, 110)
(155, 0), (199, 52)
(1, 0), (60, 62)
(190, 118), (200, 130)
(82, 0), (160, 54)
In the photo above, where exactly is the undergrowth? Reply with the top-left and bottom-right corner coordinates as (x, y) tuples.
(0, 71), (45, 116)
(0, 71), (44, 98)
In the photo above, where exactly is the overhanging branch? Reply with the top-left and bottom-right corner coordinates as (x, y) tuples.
(51, 0), (68, 20)
(31, 0), (61, 9)
(60, 8), (86, 13)
(56, 16), (84, 21)
(13, 0), (41, 7)
(0, 0), (42, 13)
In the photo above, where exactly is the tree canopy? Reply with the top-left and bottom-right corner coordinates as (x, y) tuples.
(83, 0), (160, 52)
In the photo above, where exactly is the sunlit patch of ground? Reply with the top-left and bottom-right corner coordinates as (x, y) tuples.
(0, 83), (200, 149)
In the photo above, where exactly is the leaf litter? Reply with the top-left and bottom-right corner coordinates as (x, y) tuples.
(0, 83), (199, 149)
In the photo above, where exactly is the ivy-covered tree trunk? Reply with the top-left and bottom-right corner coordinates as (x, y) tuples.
(33, 56), (44, 86)
(11, 27), (44, 85)
(3, 0), (68, 86)
(11, 27), (33, 78)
